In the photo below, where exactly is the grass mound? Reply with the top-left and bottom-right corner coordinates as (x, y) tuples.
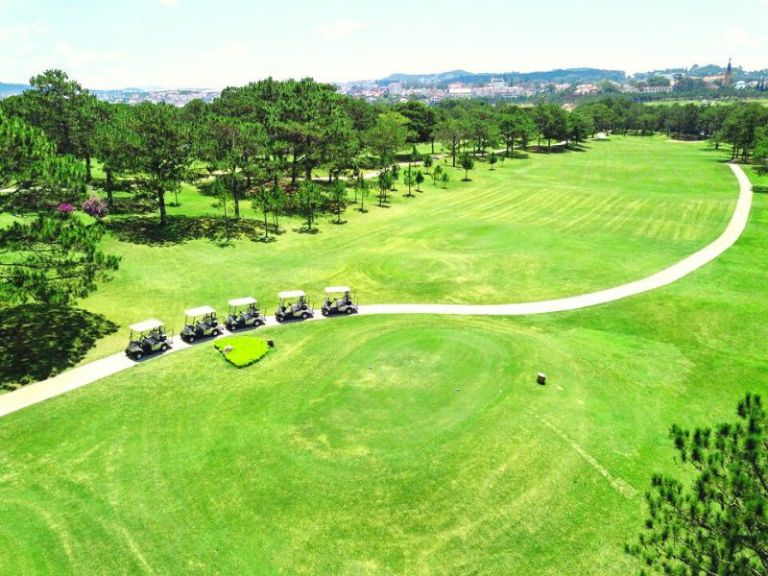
(214, 335), (270, 368)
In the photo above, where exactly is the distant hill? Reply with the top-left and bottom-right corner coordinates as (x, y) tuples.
(0, 82), (29, 98)
(377, 68), (626, 87)
(635, 64), (768, 81)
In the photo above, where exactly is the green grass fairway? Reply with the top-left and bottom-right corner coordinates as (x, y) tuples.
(77, 136), (738, 361)
(1, 189), (765, 574)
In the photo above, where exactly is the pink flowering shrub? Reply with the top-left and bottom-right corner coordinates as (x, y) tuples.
(56, 203), (75, 216)
(82, 197), (108, 220)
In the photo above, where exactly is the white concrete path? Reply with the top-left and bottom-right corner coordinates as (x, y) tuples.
(0, 164), (754, 420)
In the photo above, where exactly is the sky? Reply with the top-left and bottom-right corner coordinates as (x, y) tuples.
(1, 0), (767, 89)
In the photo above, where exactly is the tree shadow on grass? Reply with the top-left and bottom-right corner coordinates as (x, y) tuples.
(0, 305), (118, 390)
(294, 226), (320, 235)
(566, 143), (590, 153)
(108, 196), (156, 215)
(106, 215), (266, 246)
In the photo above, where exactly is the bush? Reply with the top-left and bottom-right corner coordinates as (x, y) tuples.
(214, 336), (270, 368)
(752, 185), (768, 194)
(56, 202), (75, 217)
(83, 197), (108, 219)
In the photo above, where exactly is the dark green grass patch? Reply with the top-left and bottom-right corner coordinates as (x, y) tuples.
(214, 335), (270, 368)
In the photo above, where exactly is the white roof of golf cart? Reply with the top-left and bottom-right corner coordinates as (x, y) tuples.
(324, 286), (350, 294)
(278, 290), (305, 299)
(228, 296), (257, 307)
(129, 319), (164, 332)
(184, 305), (216, 317)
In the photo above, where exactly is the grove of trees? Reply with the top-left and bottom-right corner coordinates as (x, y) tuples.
(2, 68), (768, 306)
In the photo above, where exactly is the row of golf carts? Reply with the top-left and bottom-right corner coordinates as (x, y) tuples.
(125, 286), (358, 360)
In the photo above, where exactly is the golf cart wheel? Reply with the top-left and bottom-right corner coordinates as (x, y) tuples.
(135, 352), (143, 360)
(345, 307), (354, 315)
(302, 312), (311, 320)
(187, 335), (195, 343)
(212, 329), (220, 337)
(321, 309), (329, 316)
(161, 343), (168, 352)
(276, 316), (284, 323)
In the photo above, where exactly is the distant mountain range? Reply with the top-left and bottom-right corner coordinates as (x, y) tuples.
(376, 68), (626, 87)
(2, 64), (766, 99)
(0, 83), (29, 98)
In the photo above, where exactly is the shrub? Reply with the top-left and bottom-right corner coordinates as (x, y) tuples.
(83, 197), (109, 219)
(56, 202), (75, 217)
(214, 336), (270, 368)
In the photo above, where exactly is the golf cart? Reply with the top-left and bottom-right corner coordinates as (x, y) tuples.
(321, 286), (358, 316)
(226, 296), (265, 331)
(125, 319), (171, 360)
(275, 290), (313, 322)
(180, 305), (221, 342)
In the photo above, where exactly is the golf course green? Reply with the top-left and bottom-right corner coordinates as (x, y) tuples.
(77, 136), (738, 362)
(0, 139), (764, 574)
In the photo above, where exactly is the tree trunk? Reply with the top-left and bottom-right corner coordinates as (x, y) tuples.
(232, 174), (240, 220)
(105, 168), (114, 206)
(85, 155), (92, 183)
(264, 209), (269, 239)
(431, 139), (435, 154)
(158, 190), (167, 226)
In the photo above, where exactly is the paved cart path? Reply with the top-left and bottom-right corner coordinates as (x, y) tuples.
(0, 164), (753, 420)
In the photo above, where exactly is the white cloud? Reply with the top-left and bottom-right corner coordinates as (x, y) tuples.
(316, 20), (368, 39)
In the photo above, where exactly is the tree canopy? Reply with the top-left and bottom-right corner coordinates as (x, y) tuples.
(628, 394), (768, 576)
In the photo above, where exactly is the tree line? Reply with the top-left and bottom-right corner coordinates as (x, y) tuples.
(2, 69), (768, 306)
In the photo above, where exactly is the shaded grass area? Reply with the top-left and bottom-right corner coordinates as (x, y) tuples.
(78, 136), (739, 362)
(0, 305), (117, 390)
(107, 215), (267, 246)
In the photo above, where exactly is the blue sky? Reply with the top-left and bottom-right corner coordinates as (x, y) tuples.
(1, 0), (766, 89)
